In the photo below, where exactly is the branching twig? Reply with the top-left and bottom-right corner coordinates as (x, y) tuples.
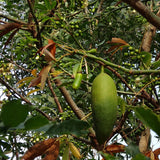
(122, 0), (160, 29)
(105, 110), (130, 143)
(97, 0), (104, 13)
(0, 77), (54, 121)
(47, 78), (63, 113)
(50, 68), (95, 135)
(106, 65), (134, 92)
(76, 51), (160, 75)
(27, 0), (42, 47)
(0, 14), (27, 25)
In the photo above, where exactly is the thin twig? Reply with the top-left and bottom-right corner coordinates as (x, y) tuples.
(0, 77), (54, 121)
(76, 51), (160, 75)
(50, 68), (95, 135)
(47, 78), (63, 113)
(105, 110), (130, 144)
(105, 65), (134, 92)
(97, 0), (104, 13)
(27, 0), (42, 47)
(0, 14), (27, 24)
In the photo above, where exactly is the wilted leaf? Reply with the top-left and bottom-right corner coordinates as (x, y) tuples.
(105, 144), (125, 154)
(28, 76), (41, 88)
(69, 142), (82, 159)
(107, 38), (129, 45)
(41, 39), (56, 62)
(46, 119), (90, 136)
(139, 128), (150, 153)
(51, 70), (63, 77)
(0, 22), (21, 37)
(1, 100), (29, 127)
(21, 138), (56, 160)
(16, 77), (34, 86)
(40, 64), (52, 90)
(145, 148), (160, 160)
(28, 64), (52, 90)
(27, 89), (41, 96)
(43, 140), (60, 160)
(107, 44), (122, 53)
(3, 28), (20, 49)
(31, 69), (37, 77)
(24, 115), (49, 130)
(134, 106), (160, 136)
(107, 38), (129, 54)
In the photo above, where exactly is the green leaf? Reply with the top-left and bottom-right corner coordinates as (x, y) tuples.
(0, 148), (9, 159)
(134, 106), (160, 136)
(1, 100), (29, 127)
(24, 115), (49, 130)
(46, 119), (90, 136)
(99, 152), (118, 160)
(125, 143), (140, 157)
(117, 96), (126, 115)
(151, 59), (160, 69)
(73, 63), (80, 77)
(62, 144), (70, 160)
(44, 0), (56, 10)
(132, 153), (150, 160)
(140, 51), (152, 68)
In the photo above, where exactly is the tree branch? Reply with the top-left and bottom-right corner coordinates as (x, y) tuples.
(76, 51), (160, 75)
(0, 14), (27, 25)
(122, 0), (160, 29)
(50, 68), (95, 135)
(0, 77), (54, 121)
(27, 0), (42, 47)
(47, 78), (63, 113)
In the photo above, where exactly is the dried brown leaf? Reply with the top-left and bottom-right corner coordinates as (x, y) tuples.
(41, 39), (56, 62)
(21, 138), (56, 160)
(28, 76), (41, 88)
(42, 140), (60, 160)
(3, 28), (20, 50)
(139, 128), (150, 153)
(107, 38), (128, 45)
(40, 64), (52, 90)
(145, 148), (160, 160)
(0, 22), (21, 37)
(28, 64), (51, 89)
(105, 144), (125, 154)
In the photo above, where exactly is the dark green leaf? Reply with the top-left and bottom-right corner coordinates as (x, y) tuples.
(140, 51), (151, 68)
(0, 148), (9, 159)
(132, 153), (150, 160)
(99, 152), (119, 160)
(1, 100), (29, 127)
(46, 119), (90, 136)
(151, 59), (160, 69)
(24, 115), (49, 130)
(134, 106), (160, 136)
(125, 143), (140, 157)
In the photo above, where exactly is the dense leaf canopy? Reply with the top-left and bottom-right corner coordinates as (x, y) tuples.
(0, 0), (160, 159)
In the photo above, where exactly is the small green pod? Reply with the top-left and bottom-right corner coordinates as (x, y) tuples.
(72, 72), (83, 89)
(91, 69), (117, 144)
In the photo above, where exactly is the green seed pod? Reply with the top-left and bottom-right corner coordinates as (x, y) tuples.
(91, 66), (117, 144)
(72, 72), (83, 89)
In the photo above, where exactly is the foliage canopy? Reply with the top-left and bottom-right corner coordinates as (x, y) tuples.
(0, 0), (160, 159)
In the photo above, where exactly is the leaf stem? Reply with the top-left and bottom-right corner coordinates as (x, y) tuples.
(76, 51), (160, 75)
